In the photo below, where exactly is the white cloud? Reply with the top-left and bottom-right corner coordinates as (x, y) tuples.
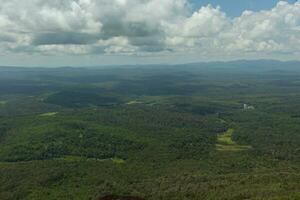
(0, 0), (299, 59)
(165, 1), (300, 56)
(225, 1), (300, 54)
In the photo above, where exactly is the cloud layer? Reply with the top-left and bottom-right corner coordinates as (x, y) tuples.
(0, 0), (299, 58)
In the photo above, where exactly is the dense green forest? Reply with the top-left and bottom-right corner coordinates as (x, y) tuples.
(0, 61), (299, 200)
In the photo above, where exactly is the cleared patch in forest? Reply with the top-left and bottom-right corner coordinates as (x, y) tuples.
(111, 158), (126, 164)
(216, 129), (252, 151)
(126, 100), (142, 105)
(39, 112), (58, 117)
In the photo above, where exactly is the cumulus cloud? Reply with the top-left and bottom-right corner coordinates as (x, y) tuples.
(0, 0), (299, 58)
(223, 1), (300, 54)
(166, 1), (300, 56)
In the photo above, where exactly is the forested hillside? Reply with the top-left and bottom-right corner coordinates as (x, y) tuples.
(0, 61), (299, 200)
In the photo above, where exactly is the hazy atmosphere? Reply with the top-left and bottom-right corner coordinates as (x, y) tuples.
(0, 0), (299, 66)
(0, 1), (300, 200)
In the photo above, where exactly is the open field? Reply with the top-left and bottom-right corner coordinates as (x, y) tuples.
(39, 112), (58, 117)
(216, 129), (252, 151)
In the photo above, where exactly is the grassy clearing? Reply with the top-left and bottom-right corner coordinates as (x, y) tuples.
(126, 100), (142, 105)
(216, 144), (252, 151)
(218, 129), (236, 145)
(111, 158), (126, 164)
(39, 112), (58, 117)
(217, 129), (252, 152)
(0, 101), (6, 106)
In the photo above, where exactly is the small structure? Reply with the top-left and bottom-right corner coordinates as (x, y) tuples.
(243, 104), (255, 110)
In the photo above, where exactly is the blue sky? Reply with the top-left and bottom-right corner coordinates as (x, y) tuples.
(190, 0), (297, 17)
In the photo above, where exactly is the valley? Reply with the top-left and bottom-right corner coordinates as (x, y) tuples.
(0, 61), (299, 199)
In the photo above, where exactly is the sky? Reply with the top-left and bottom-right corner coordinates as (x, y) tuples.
(190, 0), (298, 17)
(0, 0), (299, 66)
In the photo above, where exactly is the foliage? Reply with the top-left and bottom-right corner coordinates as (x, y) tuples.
(0, 63), (300, 199)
